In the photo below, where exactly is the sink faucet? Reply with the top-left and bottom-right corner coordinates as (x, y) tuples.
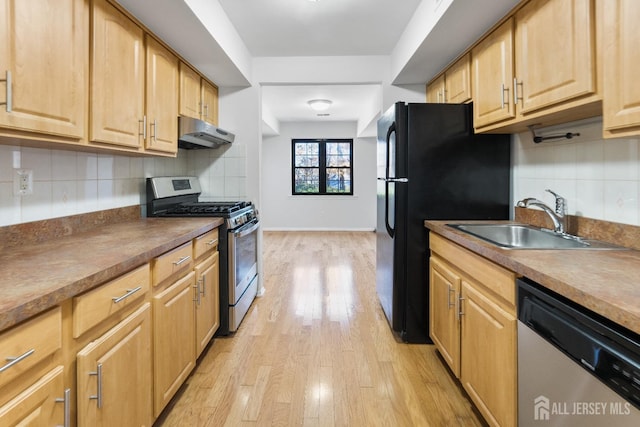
(517, 189), (566, 234)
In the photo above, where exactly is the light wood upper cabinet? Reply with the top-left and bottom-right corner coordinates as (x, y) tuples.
(201, 79), (219, 126)
(472, 18), (515, 128)
(145, 35), (179, 154)
(77, 303), (153, 427)
(0, 0), (87, 140)
(90, 0), (145, 149)
(514, 0), (596, 114)
(603, 0), (640, 137)
(445, 54), (472, 104)
(426, 74), (445, 103)
(179, 62), (201, 120)
(180, 62), (219, 125)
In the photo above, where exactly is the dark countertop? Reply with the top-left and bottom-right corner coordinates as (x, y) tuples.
(425, 220), (640, 336)
(0, 217), (223, 332)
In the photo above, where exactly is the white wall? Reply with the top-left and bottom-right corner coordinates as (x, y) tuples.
(261, 121), (376, 231)
(512, 118), (640, 226)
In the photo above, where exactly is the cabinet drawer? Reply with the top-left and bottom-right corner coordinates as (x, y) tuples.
(430, 233), (516, 308)
(152, 242), (193, 287)
(0, 307), (61, 390)
(72, 263), (150, 338)
(193, 228), (219, 261)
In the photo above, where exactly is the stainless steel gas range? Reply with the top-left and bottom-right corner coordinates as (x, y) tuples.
(146, 176), (259, 334)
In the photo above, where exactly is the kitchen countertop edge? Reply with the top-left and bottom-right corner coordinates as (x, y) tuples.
(0, 217), (223, 333)
(425, 220), (640, 336)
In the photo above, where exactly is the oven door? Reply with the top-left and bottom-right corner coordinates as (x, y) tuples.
(228, 219), (259, 306)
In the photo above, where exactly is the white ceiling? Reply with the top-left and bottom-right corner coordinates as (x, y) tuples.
(218, 0), (422, 57)
(116, 0), (521, 134)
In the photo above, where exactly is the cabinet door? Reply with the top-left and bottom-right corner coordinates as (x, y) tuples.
(460, 280), (516, 427)
(429, 257), (461, 377)
(0, 365), (67, 426)
(77, 303), (152, 427)
(472, 18), (515, 128)
(195, 252), (220, 357)
(426, 74), (445, 103)
(515, 0), (595, 114)
(90, 0), (145, 149)
(145, 36), (178, 154)
(445, 54), (472, 104)
(179, 62), (201, 119)
(603, 0), (640, 137)
(201, 79), (219, 125)
(153, 271), (196, 417)
(0, 0), (87, 139)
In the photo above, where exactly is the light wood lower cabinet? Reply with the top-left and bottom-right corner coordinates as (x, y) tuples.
(0, 365), (69, 426)
(429, 232), (517, 427)
(194, 252), (220, 357)
(429, 256), (461, 377)
(77, 303), (152, 427)
(153, 271), (196, 417)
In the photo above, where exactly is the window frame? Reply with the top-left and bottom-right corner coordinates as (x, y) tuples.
(291, 138), (354, 196)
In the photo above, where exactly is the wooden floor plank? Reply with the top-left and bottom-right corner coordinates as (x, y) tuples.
(156, 231), (485, 426)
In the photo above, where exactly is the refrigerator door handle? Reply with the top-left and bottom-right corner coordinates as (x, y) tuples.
(384, 122), (397, 238)
(377, 177), (408, 183)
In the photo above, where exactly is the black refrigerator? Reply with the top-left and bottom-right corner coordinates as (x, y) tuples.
(376, 102), (511, 343)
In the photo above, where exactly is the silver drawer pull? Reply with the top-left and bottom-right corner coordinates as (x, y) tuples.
(55, 388), (71, 427)
(206, 239), (217, 246)
(89, 363), (103, 409)
(0, 348), (35, 373)
(112, 286), (142, 304)
(173, 255), (191, 266)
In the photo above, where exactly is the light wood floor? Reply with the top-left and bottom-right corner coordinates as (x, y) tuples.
(156, 231), (485, 426)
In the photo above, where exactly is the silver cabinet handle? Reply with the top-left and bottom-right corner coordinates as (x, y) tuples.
(501, 83), (509, 110)
(193, 281), (201, 305)
(0, 70), (11, 112)
(89, 363), (103, 409)
(112, 286), (142, 304)
(206, 239), (217, 246)
(513, 77), (523, 106)
(458, 296), (465, 318)
(447, 284), (455, 309)
(0, 348), (35, 372)
(151, 119), (157, 140)
(55, 388), (71, 427)
(201, 275), (206, 297)
(139, 116), (147, 139)
(173, 255), (191, 266)
(203, 104), (209, 119)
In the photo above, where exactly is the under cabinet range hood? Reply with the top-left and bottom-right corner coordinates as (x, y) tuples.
(177, 116), (235, 149)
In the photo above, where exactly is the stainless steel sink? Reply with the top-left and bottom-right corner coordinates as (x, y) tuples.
(447, 223), (626, 250)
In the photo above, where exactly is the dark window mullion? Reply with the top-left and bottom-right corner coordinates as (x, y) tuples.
(319, 141), (327, 193)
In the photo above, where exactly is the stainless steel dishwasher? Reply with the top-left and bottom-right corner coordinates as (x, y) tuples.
(518, 277), (640, 426)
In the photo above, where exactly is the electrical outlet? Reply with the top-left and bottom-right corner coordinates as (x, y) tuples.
(13, 169), (33, 196)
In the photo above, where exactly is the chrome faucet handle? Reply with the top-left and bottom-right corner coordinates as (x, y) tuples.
(517, 197), (541, 208)
(545, 189), (566, 216)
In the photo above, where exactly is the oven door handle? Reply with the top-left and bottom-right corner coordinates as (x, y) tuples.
(232, 220), (260, 237)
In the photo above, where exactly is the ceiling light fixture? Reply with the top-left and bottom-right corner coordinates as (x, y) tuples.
(308, 99), (332, 111)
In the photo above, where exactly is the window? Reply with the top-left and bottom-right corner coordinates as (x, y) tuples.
(292, 139), (353, 195)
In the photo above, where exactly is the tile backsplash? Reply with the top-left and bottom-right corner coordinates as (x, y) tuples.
(0, 142), (247, 227)
(512, 118), (640, 226)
